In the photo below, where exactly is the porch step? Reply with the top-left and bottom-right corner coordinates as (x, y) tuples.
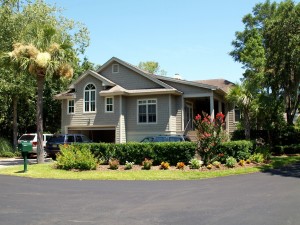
(186, 130), (198, 142)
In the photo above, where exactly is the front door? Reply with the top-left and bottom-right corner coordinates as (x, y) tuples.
(184, 102), (193, 131)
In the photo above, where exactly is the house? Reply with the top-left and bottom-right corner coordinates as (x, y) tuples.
(54, 57), (237, 143)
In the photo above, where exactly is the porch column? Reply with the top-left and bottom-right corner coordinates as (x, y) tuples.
(210, 95), (214, 121)
(218, 101), (222, 114)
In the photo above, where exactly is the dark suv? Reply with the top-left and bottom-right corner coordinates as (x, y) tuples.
(140, 135), (191, 143)
(45, 134), (92, 159)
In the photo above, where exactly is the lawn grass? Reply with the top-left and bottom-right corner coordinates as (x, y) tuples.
(0, 155), (299, 180)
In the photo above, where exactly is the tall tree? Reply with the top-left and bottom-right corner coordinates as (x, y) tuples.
(4, 0), (89, 163)
(0, 0), (34, 150)
(230, 0), (300, 125)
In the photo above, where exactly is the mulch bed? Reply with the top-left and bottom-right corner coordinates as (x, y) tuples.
(96, 163), (260, 171)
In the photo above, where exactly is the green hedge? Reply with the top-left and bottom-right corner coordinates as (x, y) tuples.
(217, 140), (254, 162)
(272, 144), (300, 155)
(80, 142), (197, 166)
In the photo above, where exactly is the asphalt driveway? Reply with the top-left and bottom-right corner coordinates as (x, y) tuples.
(0, 164), (299, 225)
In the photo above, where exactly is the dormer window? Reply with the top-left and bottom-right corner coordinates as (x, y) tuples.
(112, 64), (119, 73)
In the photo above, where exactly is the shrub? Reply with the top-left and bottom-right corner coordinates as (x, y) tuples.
(176, 162), (185, 170)
(124, 161), (134, 170)
(142, 158), (153, 170)
(189, 158), (202, 169)
(225, 157), (237, 168)
(109, 158), (119, 170)
(160, 161), (170, 170)
(249, 153), (264, 163)
(217, 140), (253, 163)
(0, 138), (16, 157)
(194, 112), (226, 165)
(238, 160), (246, 166)
(85, 142), (196, 166)
(246, 159), (251, 164)
(206, 164), (213, 170)
(212, 161), (221, 168)
(56, 144), (97, 170)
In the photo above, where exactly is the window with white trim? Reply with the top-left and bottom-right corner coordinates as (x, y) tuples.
(105, 97), (114, 113)
(68, 99), (75, 114)
(84, 84), (96, 112)
(112, 64), (119, 73)
(138, 99), (157, 123)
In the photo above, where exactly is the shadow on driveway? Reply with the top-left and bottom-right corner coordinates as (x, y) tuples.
(261, 162), (300, 178)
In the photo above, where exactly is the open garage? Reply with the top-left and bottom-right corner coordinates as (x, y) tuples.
(67, 127), (115, 143)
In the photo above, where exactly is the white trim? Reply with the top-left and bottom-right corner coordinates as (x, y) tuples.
(183, 92), (213, 98)
(210, 95), (215, 121)
(83, 83), (97, 113)
(69, 70), (115, 88)
(119, 96), (122, 142)
(181, 96), (184, 131)
(112, 64), (119, 73)
(137, 98), (158, 124)
(105, 97), (114, 113)
(67, 99), (75, 115)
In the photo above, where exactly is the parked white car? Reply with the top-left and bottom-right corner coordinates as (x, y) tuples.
(18, 133), (53, 157)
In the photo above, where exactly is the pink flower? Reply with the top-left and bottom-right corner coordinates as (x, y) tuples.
(195, 114), (201, 121)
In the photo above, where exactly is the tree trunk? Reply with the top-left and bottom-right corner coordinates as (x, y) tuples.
(36, 74), (45, 164)
(12, 95), (18, 151)
(244, 113), (251, 140)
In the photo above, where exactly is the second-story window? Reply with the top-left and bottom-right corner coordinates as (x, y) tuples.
(105, 97), (114, 113)
(68, 99), (75, 114)
(84, 84), (96, 112)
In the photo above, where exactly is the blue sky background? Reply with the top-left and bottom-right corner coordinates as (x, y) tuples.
(45, 0), (283, 83)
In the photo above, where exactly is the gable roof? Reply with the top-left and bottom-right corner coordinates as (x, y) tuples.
(69, 69), (116, 89)
(153, 74), (220, 91)
(97, 57), (176, 90)
(194, 79), (235, 93)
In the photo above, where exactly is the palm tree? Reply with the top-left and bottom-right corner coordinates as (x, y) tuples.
(226, 82), (259, 140)
(8, 31), (74, 163)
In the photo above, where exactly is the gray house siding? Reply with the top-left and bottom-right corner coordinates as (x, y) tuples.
(175, 96), (183, 132)
(61, 74), (120, 134)
(100, 62), (163, 90)
(126, 94), (173, 142)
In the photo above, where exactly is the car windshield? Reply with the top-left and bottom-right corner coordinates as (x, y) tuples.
(81, 135), (91, 143)
(48, 136), (65, 143)
(19, 135), (35, 141)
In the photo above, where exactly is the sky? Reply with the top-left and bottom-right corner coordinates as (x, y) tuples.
(44, 0), (279, 83)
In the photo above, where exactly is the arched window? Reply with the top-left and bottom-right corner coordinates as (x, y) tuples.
(84, 84), (96, 112)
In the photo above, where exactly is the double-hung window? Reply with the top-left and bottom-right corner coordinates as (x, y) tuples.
(138, 99), (157, 124)
(68, 100), (75, 114)
(105, 97), (114, 113)
(84, 84), (96, 112)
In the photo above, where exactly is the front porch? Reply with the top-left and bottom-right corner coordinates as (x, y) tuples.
(183, 95), (227, 137)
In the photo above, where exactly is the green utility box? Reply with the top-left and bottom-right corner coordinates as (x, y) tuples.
(18, 141), (32, 152)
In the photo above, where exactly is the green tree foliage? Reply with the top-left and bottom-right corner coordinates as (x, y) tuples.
(230, 0), (300, 126)
(138, 61), (167, 75)
(226, 81), (260, 140)
(0, 0), (89, 163)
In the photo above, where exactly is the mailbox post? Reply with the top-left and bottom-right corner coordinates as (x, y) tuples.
(18, 141), (32, 172)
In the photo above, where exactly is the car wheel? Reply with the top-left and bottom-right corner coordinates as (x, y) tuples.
(43, 150), (48, 159)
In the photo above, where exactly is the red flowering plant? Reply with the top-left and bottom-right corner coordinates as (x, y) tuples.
(194, 112), (226, 165)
